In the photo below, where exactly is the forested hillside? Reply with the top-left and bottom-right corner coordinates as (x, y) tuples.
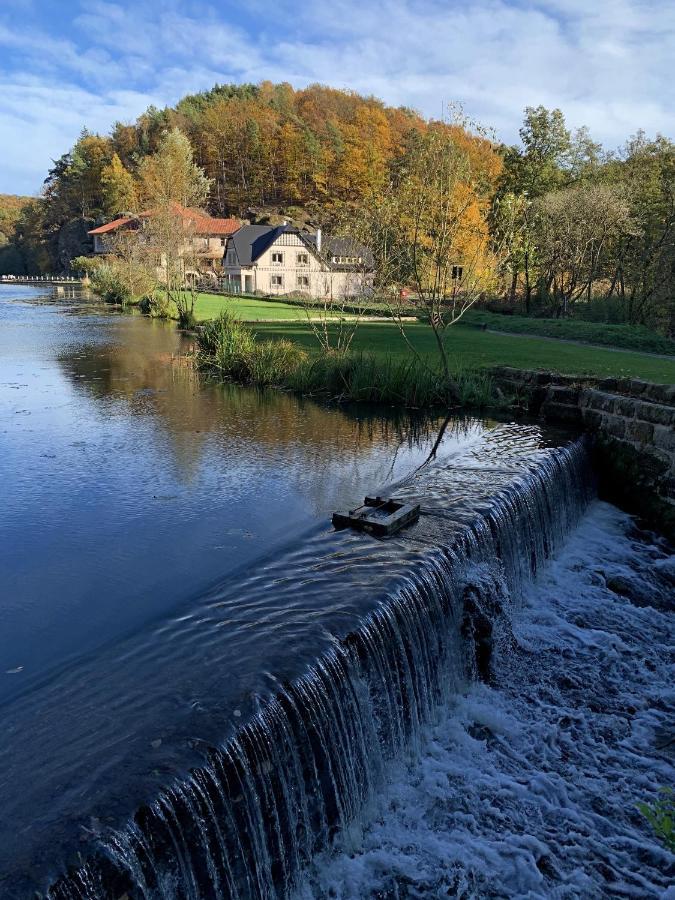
(1, 83), (459, 273)
(0, 194), (33, 272)
(1, 80), (673, 335)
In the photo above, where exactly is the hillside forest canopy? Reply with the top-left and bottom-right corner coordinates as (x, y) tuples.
(0, 81), (673, 334)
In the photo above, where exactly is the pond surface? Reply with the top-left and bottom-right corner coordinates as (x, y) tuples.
(1, 285), (485, 700)
(0, 285), (576, 894)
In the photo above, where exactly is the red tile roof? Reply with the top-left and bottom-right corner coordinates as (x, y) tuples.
(88, 216), (134, 235)
(88, 203), (240, 237)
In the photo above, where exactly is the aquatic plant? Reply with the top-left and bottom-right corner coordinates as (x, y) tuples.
(196, 312), (504, 409)
(197, 311), (307, 385)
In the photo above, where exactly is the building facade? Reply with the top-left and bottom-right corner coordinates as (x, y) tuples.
(88, 204), (240, 276)
(222, 225), (374, 299)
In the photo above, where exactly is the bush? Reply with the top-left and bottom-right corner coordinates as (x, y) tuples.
(638, 788), (675, 851)
(196, 313), (506, 409)
(197, 312), (306, 385)
(90, 263), (133, 305)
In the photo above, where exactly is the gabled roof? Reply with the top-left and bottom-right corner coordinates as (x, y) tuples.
(88, 203), (240, 238)
(88, 216), (135, 235)
(229, 225), (288, 265)
(228, 224), (374, 271)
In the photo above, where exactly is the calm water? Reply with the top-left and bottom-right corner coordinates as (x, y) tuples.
(0, 285), (485, 700)
(0, 286), (576, 894)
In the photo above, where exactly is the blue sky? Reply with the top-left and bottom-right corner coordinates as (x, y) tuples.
(1, 0), (673, 195)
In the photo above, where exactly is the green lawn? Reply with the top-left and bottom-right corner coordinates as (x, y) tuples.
(464, 310), (675, 356)
(254, 320), (675, 383)
(193, 293), (327, 322)
(191, 293), (675, 382)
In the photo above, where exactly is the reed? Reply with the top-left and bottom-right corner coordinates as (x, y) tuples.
(196, 312), (505, 409)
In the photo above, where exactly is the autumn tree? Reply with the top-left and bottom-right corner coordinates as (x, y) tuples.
(354, 122), (503, 397)
(137, 128), (213, 327)
(101, 154), (137, 216)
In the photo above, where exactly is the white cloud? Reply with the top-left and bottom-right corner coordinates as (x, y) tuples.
(0, 0), (673, 194)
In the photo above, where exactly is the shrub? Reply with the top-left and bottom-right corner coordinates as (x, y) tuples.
(196, 312), (306, 384)
(90, 263), (133, 305)
(638, 788), (675, 851)
(196, 312), (503, 409)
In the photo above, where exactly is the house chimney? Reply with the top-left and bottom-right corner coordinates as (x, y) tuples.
(316, 227), (322, 252)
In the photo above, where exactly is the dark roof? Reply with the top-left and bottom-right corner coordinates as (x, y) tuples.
(303, 234), (374, 270)
(229, 225), (287, 265)
(228, 224), (374, 270)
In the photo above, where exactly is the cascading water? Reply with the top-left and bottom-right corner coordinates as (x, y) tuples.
(46, 438), (595, 900)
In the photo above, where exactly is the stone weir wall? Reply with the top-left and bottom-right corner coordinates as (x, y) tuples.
(491, 367), (675, 541)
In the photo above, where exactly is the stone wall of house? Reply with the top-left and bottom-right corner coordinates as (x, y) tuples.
(491, 367), (675, 541)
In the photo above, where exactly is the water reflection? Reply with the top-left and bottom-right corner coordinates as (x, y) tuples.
(0, 286), (487, 699)
(57, 320), (481, 480)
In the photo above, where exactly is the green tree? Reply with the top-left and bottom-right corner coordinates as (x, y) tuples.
(101, 154), (137, 216)
(138, 129), (213, 327)
(605, 133), (675, 331)
(499, 106), (572, 200)
(138, 127), (211, 209)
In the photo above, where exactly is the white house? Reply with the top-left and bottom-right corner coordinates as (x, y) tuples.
(221, 225), (374, 299)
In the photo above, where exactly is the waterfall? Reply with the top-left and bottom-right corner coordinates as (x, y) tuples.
(48, 439), (593, 900)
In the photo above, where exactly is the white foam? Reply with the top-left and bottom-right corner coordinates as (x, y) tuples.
(297, 501), (674, 898)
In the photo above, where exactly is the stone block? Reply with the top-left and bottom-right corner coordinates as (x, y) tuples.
(581, 409), (603, 429)
(626, 420), (654, 444)
(604, 415), (627, 439)
(644, 383), (675, 405)
(614, 396), (639, 417)
(546, 385), (581, 405)
(653, 424), (675, 453)
(586, 390), (617, 413)
(635, 402), (675, 427)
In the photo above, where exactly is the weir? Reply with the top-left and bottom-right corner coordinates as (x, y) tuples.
(46, 436), (593, 900)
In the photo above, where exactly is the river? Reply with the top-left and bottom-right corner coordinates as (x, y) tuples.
(0, 285), (672, 898)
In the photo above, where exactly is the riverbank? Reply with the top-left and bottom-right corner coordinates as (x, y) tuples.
(195, 313), (675, 411)
(191, 292), (675, 357)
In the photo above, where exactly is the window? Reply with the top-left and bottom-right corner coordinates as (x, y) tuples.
(219, 237), (226, 246)
(297, 252), (309, 265)
(333, 255), (359, 265)
(297, 275), (310, 288)
(271, 251), (284, 264)
(451, 265), (464, 281)
(271, 275), (283, 287)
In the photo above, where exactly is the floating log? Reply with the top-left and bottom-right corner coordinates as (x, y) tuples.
(332, 496), (420, 536)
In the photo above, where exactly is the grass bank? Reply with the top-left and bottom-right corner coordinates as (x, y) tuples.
(196, 313), (499, 408)
(192, 293), (675, 359)
(465, 310), (675, 356)
(253, 320), (675, 383)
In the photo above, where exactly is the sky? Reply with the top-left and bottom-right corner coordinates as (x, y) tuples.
(0, 0), (673, 196)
